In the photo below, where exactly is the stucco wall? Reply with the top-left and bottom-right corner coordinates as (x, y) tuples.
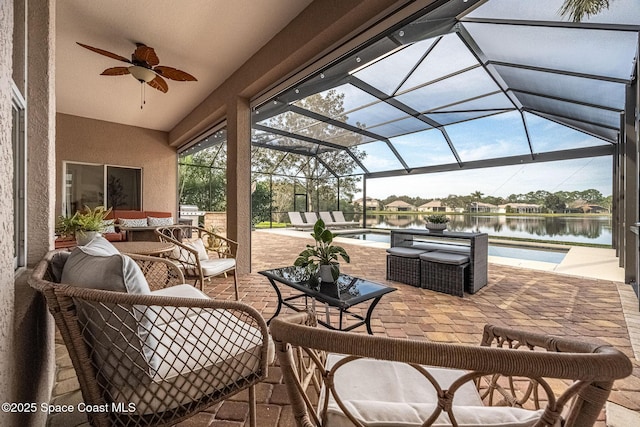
(4, 1), (58, 426)
(27, 0), (56, 264)
(0, 0), (16, 423)
(56, 113), (177, 216)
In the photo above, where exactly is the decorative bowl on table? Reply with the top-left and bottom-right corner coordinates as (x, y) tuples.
(424, 214), (449, 233)
(425, 222), (447, 232)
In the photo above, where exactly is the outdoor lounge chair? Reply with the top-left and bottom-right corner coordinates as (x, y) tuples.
(304, 211), (319, 223)
(319, 211), (353, 228)
(155, 225), (239, 299)
(288, 211), (314, 230)
(270, 310), (632, 427)
(30, 243), (270, 427)
(331, 210), (359, 227)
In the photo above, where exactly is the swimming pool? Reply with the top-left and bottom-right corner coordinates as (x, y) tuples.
(341, 232), (568, 264)
(488, 244), (567, 264)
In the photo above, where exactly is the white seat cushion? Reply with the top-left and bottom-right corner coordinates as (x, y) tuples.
(321, 354), (552, 427)
(111, 297), (271, 414)
(200, 257), (235, 276)
(386, 247), (429, 258)
(420, 251), (470, 265)
(150, 284), (275, 363)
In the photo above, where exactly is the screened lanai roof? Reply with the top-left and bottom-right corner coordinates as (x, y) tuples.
(250, 0), (639, 179)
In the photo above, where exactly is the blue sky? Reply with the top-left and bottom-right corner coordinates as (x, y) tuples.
(360, 156), (612, 199)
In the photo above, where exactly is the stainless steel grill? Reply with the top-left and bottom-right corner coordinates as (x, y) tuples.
(179, 205), (205, 226)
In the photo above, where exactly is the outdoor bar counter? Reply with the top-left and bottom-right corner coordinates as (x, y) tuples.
(390, 229), (488, 293)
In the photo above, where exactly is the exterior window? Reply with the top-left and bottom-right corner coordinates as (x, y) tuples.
(12, 83), (26, 269)
(63, 162), (142, 216)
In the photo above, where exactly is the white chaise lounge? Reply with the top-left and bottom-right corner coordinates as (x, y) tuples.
(287, 212), (314, 230)
(332, 210), (359, 227)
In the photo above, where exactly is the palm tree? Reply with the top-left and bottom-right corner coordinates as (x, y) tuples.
(471, 190), (484, 201)
(560, 0), (611, 22)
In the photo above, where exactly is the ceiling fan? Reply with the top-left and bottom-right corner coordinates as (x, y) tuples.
(77, 41), (197, 107)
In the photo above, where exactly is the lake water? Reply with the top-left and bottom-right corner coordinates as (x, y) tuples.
(343, 231), (569, 263)
(356, 214), (612, 246)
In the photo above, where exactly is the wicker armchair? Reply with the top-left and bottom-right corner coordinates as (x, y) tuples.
(155, 225), (239, 299)
(270, 310), (632, 427)
(30, 250), (270, 427)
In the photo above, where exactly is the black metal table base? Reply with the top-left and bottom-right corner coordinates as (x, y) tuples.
(266, 279), (382, 335)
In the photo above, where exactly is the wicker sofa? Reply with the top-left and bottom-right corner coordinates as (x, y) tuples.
(30, 239), (270, 427)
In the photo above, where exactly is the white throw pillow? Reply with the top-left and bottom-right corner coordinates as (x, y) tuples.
(186, 238), (209, 261)
(119, 217), (148, 227)
(148, 216), (174, 226)
(103, 219), (116, 234)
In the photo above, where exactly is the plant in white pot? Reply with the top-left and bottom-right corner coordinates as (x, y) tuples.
(56, 205), (112, 245)
(294, 219), (350, 283)
(425, 213), (450, 233)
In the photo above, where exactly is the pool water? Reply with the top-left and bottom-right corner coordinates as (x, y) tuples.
(488, 245), (567, 264)
(342, 232), (568, 264)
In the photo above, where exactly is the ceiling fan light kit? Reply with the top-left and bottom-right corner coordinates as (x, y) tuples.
(129, 65), (156, 83)
(76, 41), (197, 108)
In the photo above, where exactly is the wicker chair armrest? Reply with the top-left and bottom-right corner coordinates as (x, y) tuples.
(270, 311), (632, 427)
(271, 312), (630, 382)
(196, 227), (238, 258)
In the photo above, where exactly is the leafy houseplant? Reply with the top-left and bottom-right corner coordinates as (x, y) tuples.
(56, 205), (112, 245)
(294, 219), (350, 282)
(425, 213), (450, 233)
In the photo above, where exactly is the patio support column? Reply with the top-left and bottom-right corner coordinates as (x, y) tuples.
(26, 0), (56, 263)
(363, 176), (367, 229)
(617, 123), (624, 262)
(227, 96), (251, 274)
(623, 79), (638, 283)
(613, 145), (620, 255)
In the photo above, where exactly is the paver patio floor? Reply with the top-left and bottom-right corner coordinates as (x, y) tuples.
(50, 230), (640, 426)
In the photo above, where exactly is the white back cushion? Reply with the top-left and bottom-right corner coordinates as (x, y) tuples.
(60, 237), (158, 385)
(148, 216), (174, 226)
(186, 238), (209, 260)
(119, 217), (148, 227)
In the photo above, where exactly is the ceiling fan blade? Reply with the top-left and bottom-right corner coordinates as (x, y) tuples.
(134, 43), (160, 66)
(100, 67), (130, 76)
(154, 66), (197, 81)
(76, 42), (131, 63)
(147, 75), (168, 93)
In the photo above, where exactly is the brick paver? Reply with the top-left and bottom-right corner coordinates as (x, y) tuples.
(49, 230), (640, 426)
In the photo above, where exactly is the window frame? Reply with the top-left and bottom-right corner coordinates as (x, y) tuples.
(12, 81), (27, 270)
(62, 161), (143, 216)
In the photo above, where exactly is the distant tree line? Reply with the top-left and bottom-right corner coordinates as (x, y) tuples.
(381, 189), (612, 213)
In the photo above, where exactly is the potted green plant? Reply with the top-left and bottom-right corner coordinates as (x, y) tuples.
(425, 213), (450, 233)
(56, 205), (112, 245)
(294, 219), (350, 283)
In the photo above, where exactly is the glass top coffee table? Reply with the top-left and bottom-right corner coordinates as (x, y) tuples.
(259, 266), (396, 334)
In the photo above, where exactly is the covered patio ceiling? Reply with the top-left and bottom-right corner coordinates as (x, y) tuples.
(243, 0), (639, 179)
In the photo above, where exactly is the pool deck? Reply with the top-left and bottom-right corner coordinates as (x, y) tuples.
(48, 228), (640, 427)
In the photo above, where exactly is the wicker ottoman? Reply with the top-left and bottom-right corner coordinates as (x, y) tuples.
(386, 247), (429, 287)
(419, 251), (470, 297)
